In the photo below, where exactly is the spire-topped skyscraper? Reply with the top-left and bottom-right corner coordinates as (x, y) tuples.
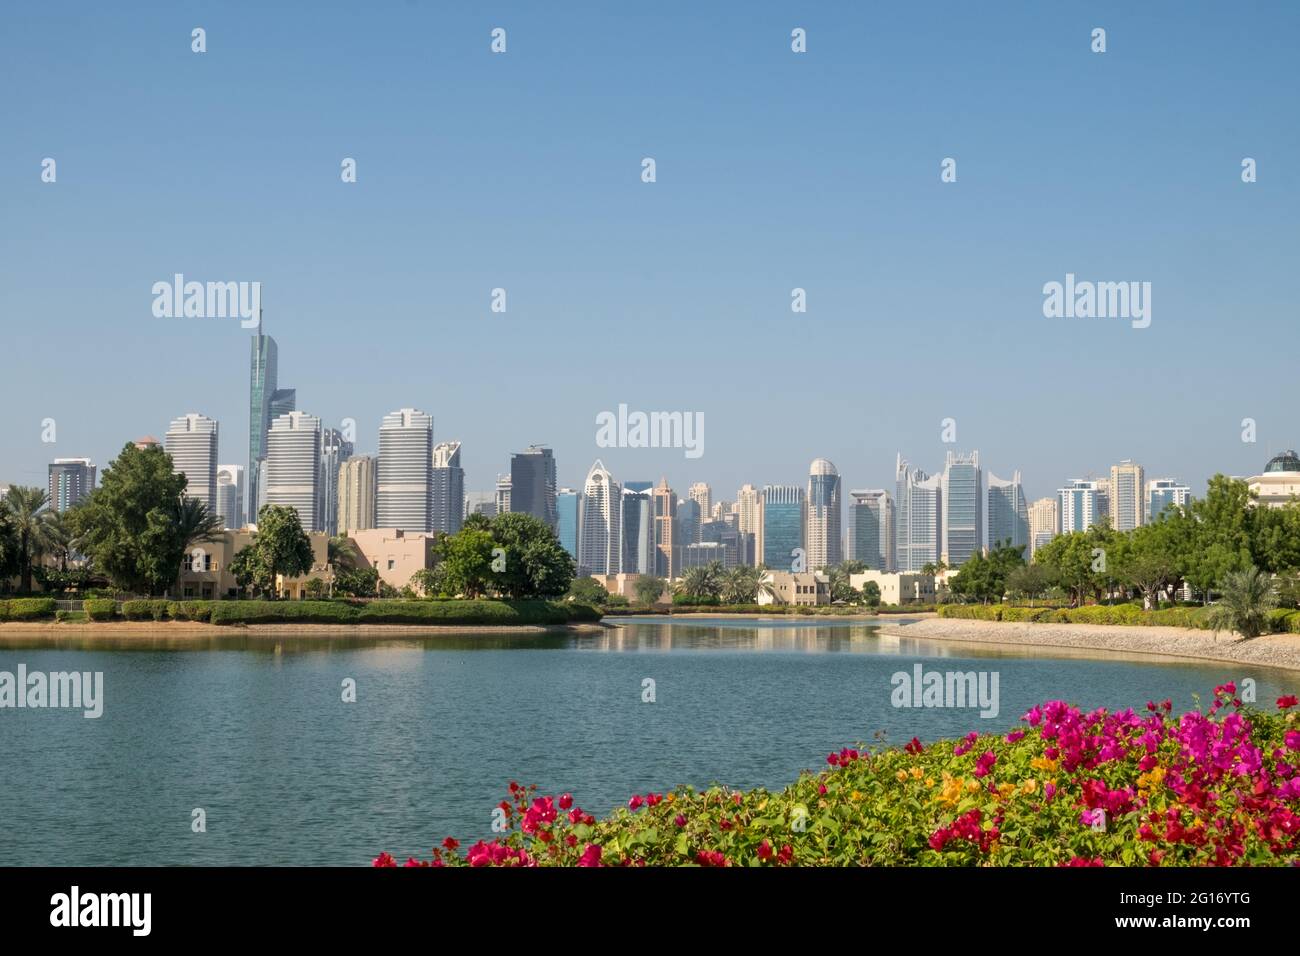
(248, 308), (294, 524)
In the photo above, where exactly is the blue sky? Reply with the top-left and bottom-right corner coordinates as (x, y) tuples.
(3, 1), (1297, 505)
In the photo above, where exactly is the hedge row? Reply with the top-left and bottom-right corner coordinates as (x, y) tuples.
(0, 597), (58, 621)
(206, 599), (596, 626)
(937, 603), (1220, 628)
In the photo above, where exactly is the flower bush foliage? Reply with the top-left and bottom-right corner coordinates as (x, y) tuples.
(376, 686), (1300, 867)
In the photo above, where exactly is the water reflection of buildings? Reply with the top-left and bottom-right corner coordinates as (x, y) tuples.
(587, 621), (885, 654)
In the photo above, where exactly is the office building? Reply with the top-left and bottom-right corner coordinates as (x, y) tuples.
(216, 464), (244, 530)
(1058, 479), (1106, 533)
(621, 487), (655, 575)
(338, 455), (376, 534)
(1146, 478), (1191, 521)
(377, 408), (433, 530)
(806, 458), (843, 570)
(736, 484), (760, 535)
(580, 460), (621, 575)
(319, 428), (353, 536)
(1028, 496), (1060, 557)
(265, 411), (322, 531)
(986, 470), (1029, 552)
(652, 478), (677, 578)
(165, 413), (219, 513)
(760, 484), (805, 570)
(247, 332), (278, 522)
(510, 445), (557, 530)
(688, 483), (712, 523)
(941, 451), (981, 567)
(47, 458), (96, 512)
(895, 455), (941, 572)
(557, 487), (580, 562)
(847, 489), (894, 571)
(1109, 459), (1145, 532)
(431, 441), (465, 535)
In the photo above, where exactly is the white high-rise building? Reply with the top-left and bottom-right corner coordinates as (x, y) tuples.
(806, 458), (842, 570)
(986, 470), (1029, 552)
(1028, 496), (1060, 557)
(216, 464), (244, 530)
(165, 413), (219, 513)
(580, 460), (622, 575)
(1058, 479), (1106, 533)
(377, 408), (433, 530)
(688, 483), (712, 522)
(895, 455), (942, 572)
(431, 441), (465, 535)
(265, 411), (322, 530)
(736, 484), (761, 535)
(338, 455), (377, 534)
(1109, 460), (1145, 532)
(941, 451), (982, 567)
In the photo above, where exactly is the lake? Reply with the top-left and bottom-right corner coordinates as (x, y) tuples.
(1, 616), (1296, 865)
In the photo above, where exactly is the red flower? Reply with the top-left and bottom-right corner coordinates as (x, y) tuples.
(777, 844), (794, 865)
(628, 795), (644, 811)
(674, 814), (687, 828)
(1278, 695), (1298, 710)
(905, 736), (923, 755)
(578, 844), (603, 867)
(559, 793), (573, 810)
(372, 852), (397, 868)
(442, 837), (459, 851)
(696, 850), (728, 867)
(757, 840), (773, 860)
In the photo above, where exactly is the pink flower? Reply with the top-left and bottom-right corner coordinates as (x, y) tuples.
(628, 795), (644, 811)
(757, 840), (773, 860)
(372, 852), (397, 867)
(696, 850), (728, 867)
(1278, 695), (1299, 710)
(973, 751), (997, 778)
(558, 793), (573, 810)
(1285, 730), (1300, 752)
(442, 837), (459, 851)
(578, 844), (603, 867)
(674, 814), (687, 828)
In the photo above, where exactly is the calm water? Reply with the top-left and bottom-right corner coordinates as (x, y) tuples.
(1, 617), (1296, 866)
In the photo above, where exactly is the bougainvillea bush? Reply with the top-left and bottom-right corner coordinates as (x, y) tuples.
(375, 685), (1300, 867)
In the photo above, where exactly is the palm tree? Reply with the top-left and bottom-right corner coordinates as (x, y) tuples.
(680, 561), (725, 603)
(328, 535), (360, 570)
(37, 508), (77, 572)
(3, 486), (54, 594)
(175, 497), (224, 557)
(721, 565), (763, 604)
(1206, 566), (1277, 641)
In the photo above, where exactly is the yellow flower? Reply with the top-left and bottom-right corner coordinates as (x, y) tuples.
(1021, 778), (1038, 795)
(1030, 757), (1058, 772)
(666, 793), (675, 804)
(850, 790), (862, 801)
(925, 777), (935, 788)
(1137, 767), (1166, 792)
(895, 770), (908, 782)
(910, 767), (923, 780)
(966, 780), (980, 793)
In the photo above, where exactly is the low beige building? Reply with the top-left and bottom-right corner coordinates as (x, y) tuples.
(758, 570), (830, 606)
(173, 530), (332, 599)
(850, 570), (935, 605)
(1247, 451), (1300, 508)
(348, 528), (439, 592)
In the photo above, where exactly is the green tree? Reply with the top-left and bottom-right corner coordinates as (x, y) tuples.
(634, 575), (668, 605)
(859, 580), (882, 606)
(230, 505), (314, 597)
(1183, 476), (1255, 603)
(68, 444), (189, 595)
(175, 497), (223, 561)
(489, 512), (576, 598)
(566, 576), (610, 605)
(334, 565), (381, 598)
(679, 561), (724, 603)
(719, 565), (762, 604)
(1206, 566), (1277, 640)
(436, 527), (497, 598)
(1116, 519), (1183, 610)
(1250, 500), (1300, 574)
(410, 565), (449, 598)
(1006, 563), (1051, 606)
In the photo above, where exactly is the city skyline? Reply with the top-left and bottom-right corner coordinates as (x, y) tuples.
(4, 4), (1297, 507)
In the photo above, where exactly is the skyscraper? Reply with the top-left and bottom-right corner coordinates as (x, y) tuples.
(622, 487), (655, 575)
(1146, 478), (1191, 521)
(941, 451), (982, 567)
(216, 464), (244, 530)
(319, 428), (353, 536)
(1028, 496), (1060, 557)
(735, 484), (760, 535)
(1058, 479), (1106, 533)
(338, 455), (377, 534)
(165, 413), (219, 513)
(580, 460), (621, 575)
(557, 487), (580, 563)
(510, 445), (557, 530)
(895, 455), (942, 572)
(265, 411), (322, 530)
(47, 458), (96, 512)
(806, 458), (843, 570)
(431, 441), (465, 535)
(847, 489), (894, 570)
(377, 408), (433, 530)
(652, 478), (676, 578)
(986, 470), (1029, 552)
(688, 483), (712, 523)
(760, 484), (805, 570)
(247, 332), (278, 522)
(1109, 460), (1145, 532)
(269, 387), (296, 422)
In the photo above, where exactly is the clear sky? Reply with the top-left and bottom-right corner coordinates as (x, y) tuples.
(3, 1), (1297, 506)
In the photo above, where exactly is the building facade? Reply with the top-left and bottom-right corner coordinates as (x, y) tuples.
(1027, 496), (1060, 557)
(941, 451), (982, 567)
(986, 470), (1029, 552)
(318, 427), (353, 537)
(580, 460), (622, 575)
(165, 413), (219, 513)
(265, 411), (322, 530)
(760, 484), (806, 570)
(1109, 460), (1145, 532)
(1146, 478), (1191, 521)
(216, 464), (244, 530)
(847, 488), (894, 570)
(510, 445), (557, 530)
(430, 441), (465, 535)
(47, 458), (96, 512)
(377, 408), (433, 530)
(247, 332), (278, 522)
(338, 455), (377, 534)
(806, 458), (843, 570)
(895, 455), (941, 572)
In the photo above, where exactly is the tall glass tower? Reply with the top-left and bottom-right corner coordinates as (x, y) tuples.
(760, 484), (805, 569)
(942, 451), (982, 567)
(247, 333), (278, 523)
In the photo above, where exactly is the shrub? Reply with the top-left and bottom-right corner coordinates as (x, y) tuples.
(122, 600), (170, 621)
(168, 601), (214, 622)
(84, 598), (117, 621)
(209, 601), (360, 625)
(3, 597), (58, 621)
(205, 599), (592, 627)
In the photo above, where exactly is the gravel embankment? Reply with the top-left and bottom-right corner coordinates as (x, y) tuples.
(883, 618), (1300, 674)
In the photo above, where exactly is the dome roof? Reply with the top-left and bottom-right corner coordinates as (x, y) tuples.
(809, 458), (838, 476)
(1265, 451), (1300, 474)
